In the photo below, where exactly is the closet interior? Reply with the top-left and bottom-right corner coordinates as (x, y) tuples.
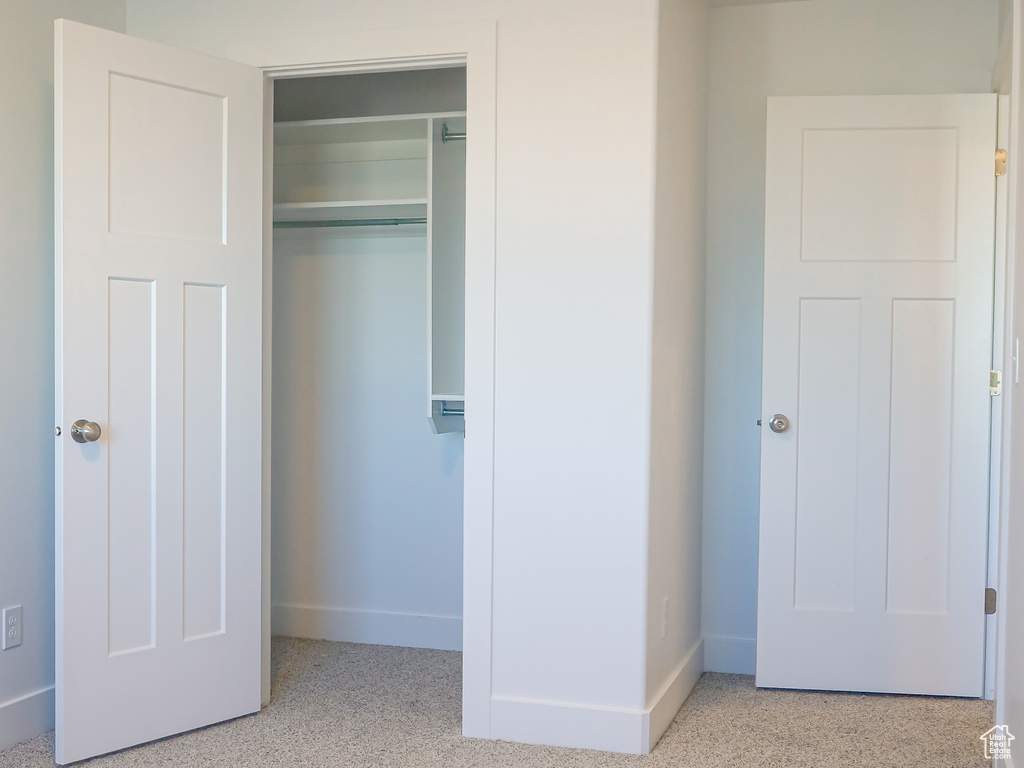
(270, 68), (467, 652)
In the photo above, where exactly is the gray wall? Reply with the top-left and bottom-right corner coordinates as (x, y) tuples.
(274, 68), (466, 121)
(271, 233), (465, 648)
(702, 0), (1000, 674)
(0, 0), (127, 751)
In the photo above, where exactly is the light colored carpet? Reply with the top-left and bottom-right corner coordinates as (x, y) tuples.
(1, 637), (995, 767)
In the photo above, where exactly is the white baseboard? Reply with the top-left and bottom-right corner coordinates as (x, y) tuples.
(0, 686), (54, 752)
(703, 635), (756, 675)
(272, 604), (462, 651)
(489, 695), (649, 755)
(646, 637), (704, 751)
(490, 638), (703, 755)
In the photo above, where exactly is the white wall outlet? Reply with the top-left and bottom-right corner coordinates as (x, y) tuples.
(661, 597), (669, 639)
(2, 605), (22, 650)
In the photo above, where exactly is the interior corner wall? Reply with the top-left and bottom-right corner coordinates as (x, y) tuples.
(127, 0), (662, 753)
(703, 0), (1000, 675)
(0, 0), (127, 752)
(644, 0), (707, 752)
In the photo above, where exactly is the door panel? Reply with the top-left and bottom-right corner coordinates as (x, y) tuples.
(886, 299), (955, 615)
(182, 283), (227, 641)
(800, 128), (959, 263)
(794, 298), (860, 612)
(757, 95), (997, 696)
(107, 278), (157, 655)
(55, 20), (263, 764)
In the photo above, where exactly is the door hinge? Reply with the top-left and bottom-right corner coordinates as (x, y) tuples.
(991, 370), (1003, 396)
(986, 587), (998, 615)
(996, 149), (1008, 177)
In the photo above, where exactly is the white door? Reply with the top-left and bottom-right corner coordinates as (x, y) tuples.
(757, 95), (997, 696)
(55, 20), (264, 764)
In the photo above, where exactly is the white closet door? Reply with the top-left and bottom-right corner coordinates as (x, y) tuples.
(55, 20), (264, 764)
(757, 95), (996, 696)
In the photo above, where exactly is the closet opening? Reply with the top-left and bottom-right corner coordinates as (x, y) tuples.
(268, 67), (468, 667)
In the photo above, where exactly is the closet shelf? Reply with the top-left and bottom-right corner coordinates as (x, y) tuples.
(274, 117), (429, 147)
(273, 199), (428, 226)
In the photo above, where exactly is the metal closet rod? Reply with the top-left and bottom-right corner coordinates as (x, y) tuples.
(274, 217), (428, 229)
(441, 123), (466, 143)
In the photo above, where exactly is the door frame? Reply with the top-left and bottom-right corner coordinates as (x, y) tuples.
(986, 94), (1011, 700)
(232, 23), (497, 737)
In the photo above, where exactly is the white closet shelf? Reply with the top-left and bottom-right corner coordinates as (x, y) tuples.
(273, 199), (428, 224)
(275, 117), (429, 147)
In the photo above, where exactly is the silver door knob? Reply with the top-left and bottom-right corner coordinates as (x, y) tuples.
(768, 414), (790, 433)
(70, 420), (102, 443)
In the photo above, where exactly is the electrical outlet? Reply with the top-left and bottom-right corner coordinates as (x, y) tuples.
(2, 606), (22, 650)
(661, 597), (669, 639)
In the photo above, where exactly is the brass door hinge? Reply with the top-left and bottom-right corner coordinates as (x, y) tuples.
(986, 587), (998, 615)
(996, 149), (1008, 177)
(991, 370), (1003, 396)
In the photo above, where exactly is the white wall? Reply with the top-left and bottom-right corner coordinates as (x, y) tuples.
(644, 0), (707, 750)
(997, 0), (1024, 748)
(703, 0), (1000, 674)
(127, 0), (671, 753)
(0, 0), (126, 751)
(270, 235), (464, 650)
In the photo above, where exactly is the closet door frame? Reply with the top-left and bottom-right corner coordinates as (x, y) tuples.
(236, 23), (497, 738)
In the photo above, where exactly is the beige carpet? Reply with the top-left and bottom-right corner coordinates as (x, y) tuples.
(1, 637), (995, 767)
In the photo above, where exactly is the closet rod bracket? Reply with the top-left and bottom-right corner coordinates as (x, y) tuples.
(441, 123), (466, 143)
(441, 401), (465, 417)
